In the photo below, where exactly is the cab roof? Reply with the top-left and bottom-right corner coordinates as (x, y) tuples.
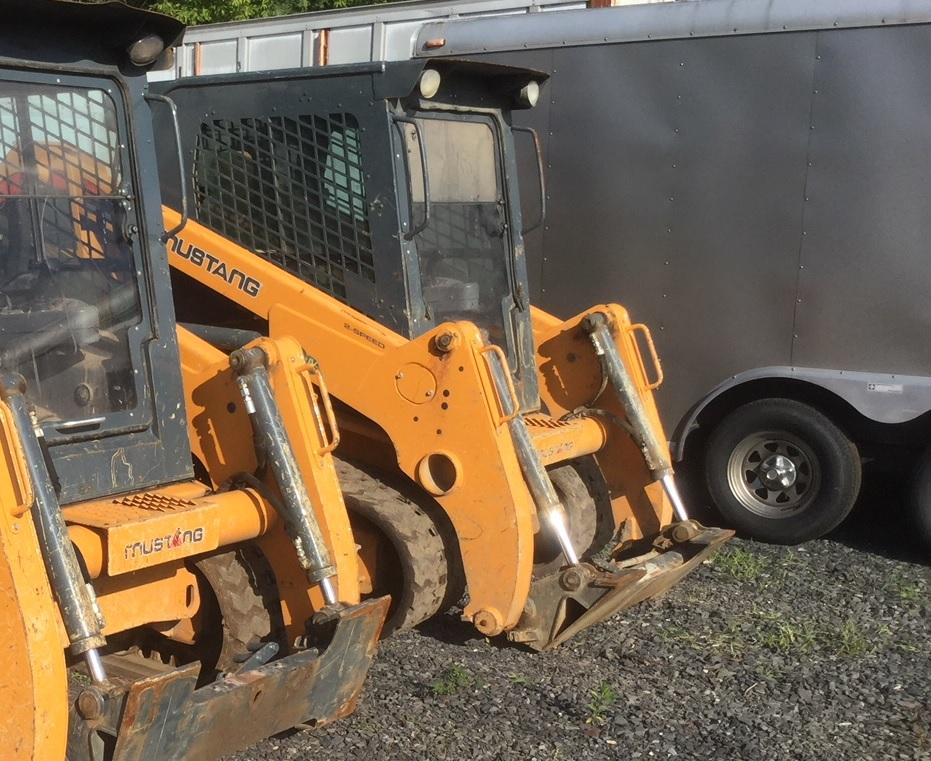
(156, 57), (546, 101)
(2, 0), (184, 55)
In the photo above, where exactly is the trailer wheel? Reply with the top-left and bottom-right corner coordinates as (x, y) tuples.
(704, 398), (861, 544)
(906, 447), (931, 547)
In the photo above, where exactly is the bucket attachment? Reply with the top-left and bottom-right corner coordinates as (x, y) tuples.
(508, 524), (733, 651)
(67, 596), (388, 761)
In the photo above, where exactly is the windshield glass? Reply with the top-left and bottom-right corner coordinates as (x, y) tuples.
(0, 80), (141, 425)
(402, 115), (511, 348)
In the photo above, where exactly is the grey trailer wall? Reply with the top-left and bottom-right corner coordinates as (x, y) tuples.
(447, 20), (931, 446)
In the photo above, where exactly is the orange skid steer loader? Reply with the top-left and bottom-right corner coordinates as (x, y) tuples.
(0, 3), (387, 760)
(155, 58), (733, 649)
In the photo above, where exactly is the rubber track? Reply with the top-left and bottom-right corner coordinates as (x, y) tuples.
(195, 546), (283, 673)
(336, 458), (447, 636)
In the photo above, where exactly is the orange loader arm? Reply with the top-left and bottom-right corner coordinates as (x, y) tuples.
(165, 208), (537, 636)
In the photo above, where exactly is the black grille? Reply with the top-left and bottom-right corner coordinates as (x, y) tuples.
(193, 112), (374, 300)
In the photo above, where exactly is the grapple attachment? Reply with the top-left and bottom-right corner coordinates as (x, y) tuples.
(68, 596), (388, 761)
(510, 523), (732, 650)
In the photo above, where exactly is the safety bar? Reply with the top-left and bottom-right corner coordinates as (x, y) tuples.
(297, 360), (341, 456)
(479, 343), (520, 425)
(394, 116), (431, 240)
(629, 323), (664, 390)
(512, 126), (546, 235)
(145, 93), (188, 242)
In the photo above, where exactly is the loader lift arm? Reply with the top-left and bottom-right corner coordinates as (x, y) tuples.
(165, 209), (732, 648)
(167, 209), (538, 636)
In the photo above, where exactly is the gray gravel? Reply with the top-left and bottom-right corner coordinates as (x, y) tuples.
(230, 513), (929, 761)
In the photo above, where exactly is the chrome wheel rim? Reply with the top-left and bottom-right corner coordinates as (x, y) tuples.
(726, 431), (820, 519)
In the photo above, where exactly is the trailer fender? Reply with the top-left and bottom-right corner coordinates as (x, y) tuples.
(672, 366), (931, 460)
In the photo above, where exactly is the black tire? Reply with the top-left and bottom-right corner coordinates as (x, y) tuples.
(67, 547), (284, 760)
(336, 458), (448, 636)
(906, 447), (931, 548)
(193, 546), (285, 676)
(533, 459), (615, 577)
(704, 398), (861, 544)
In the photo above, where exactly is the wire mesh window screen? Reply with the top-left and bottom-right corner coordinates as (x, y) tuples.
(193, 112), (375, 300)
(0, 81), (141, 423)
(0, 88), (124, 263)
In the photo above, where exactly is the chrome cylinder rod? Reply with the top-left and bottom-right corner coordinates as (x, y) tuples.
(0, 373), (108, 682)
(232, 348), (339, 607)
(84, 648), (108, 684)
(484, 349), (579, 565)
(661, 474), (690, 524)
(583, 312), (690, 522)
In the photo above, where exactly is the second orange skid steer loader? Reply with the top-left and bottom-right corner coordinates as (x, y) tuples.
(154, 59), (733, 650)
(0, 3), (387, 760)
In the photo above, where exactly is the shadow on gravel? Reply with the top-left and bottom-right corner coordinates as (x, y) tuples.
(415, 611), (514, 649)
(829, 470), (929, 566)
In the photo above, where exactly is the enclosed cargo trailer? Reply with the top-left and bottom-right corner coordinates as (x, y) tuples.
(155, 0), (931, 542)
(416, 0), (931, 542)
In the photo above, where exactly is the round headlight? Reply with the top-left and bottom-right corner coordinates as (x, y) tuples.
(128, 35), (166, 67)
(517, 81), (540, 108)
(419, 69), (442, 99)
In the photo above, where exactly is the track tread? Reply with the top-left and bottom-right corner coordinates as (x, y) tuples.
(194, 546), (283, 673)
(534, 459), (613, 577)
(336, 457), (447, 635)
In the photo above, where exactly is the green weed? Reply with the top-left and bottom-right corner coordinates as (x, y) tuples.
(710, 546), (767, 582)
(886, 571), (927, 605)
(430, 664), (473, 696)
(834, 619), (875, 657)
(753, 617), (819, 655)
(586, 681), (618, 725)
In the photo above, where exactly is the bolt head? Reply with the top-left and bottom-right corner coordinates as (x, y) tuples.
(77, 687), (106, 720)
(560, 568), (585, 592)
(434, 330), (456, 353)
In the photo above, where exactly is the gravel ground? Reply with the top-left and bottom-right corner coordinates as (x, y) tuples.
(230, 502), (930, 761)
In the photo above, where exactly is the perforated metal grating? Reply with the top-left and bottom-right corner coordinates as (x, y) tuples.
(193, 112), (375, 301)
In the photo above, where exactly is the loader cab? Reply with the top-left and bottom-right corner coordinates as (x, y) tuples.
(154, 60), (546, 410)
(0, 2), (192, 503)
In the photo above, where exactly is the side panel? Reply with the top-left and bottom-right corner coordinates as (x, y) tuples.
(794, 24), (931, 373)
(496, 34), (814, 427)
(480, 24), (931, 432)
